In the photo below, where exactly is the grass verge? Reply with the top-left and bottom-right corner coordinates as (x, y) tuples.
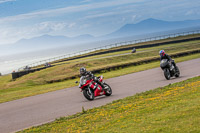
(1, 40), (200, 89)
(19, 76), (200, 133)
(34, 34), (200, 68)
(0, 53), (200, 103)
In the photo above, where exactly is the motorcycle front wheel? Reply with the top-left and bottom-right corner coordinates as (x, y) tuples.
(103, 83), (112, 96)
(83, 88), (94, 101)
(164, 68), (170, 80)
(175, 66), (180, 78)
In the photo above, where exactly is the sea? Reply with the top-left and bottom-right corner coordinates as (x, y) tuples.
(0, 28), (199, 75)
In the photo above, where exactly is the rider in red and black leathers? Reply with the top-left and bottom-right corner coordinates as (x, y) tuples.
(80, 67), (105, 90)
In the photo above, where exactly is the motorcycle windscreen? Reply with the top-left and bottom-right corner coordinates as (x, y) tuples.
(160, 59), (168, 68)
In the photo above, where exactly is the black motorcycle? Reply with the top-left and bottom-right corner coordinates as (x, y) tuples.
(160, 59), (180, 80)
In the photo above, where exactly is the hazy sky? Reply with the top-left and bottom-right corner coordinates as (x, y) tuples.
(0, 0), (200, 45)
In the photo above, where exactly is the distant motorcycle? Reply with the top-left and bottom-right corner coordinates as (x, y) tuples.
(160, 59), (180, 80)
(76, 75), (112, 100)
(131, 48), (136, 53)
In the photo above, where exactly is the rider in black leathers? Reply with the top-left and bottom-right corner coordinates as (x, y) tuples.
(159, 50), (176, 67)
(80, 67), (105, 90)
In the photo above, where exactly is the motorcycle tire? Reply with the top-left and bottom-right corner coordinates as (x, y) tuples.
(83, 88), (94, 101)
(103, 83), (112, 96)
(175, 66), (180, 78)
(164, 68), (170, 80)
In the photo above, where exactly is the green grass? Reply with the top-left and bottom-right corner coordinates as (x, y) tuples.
(19, 76), (200, 133)
(33, 34), (200, 68)
(46, 40), (200, 67)
(0, 53), (200, 103)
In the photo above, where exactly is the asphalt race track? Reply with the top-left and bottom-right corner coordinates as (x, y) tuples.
(0, 58), (200, 133)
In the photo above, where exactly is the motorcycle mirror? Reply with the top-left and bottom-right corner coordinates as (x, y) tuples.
(75, 81), (78, 84)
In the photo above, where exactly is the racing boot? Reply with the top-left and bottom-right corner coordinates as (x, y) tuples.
(94, 83), (99, 90)
(98, 81), (106, 92)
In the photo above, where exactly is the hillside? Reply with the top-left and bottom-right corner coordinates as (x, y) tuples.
(108, 18), (200, 37)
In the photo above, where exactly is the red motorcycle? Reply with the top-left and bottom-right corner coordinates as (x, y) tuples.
(76, 75), (112, 100)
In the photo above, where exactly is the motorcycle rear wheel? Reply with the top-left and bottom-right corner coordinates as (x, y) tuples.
(164, 68), (170, 80)
(104, 83), (112, 96)
(83, 88), (94, 101)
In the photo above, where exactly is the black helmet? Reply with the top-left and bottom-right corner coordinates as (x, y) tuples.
(80, 67), (86, 76)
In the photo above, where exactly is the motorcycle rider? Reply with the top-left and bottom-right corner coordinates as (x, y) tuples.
(79, 67), (105, 90)
(159, 50), (177, 68)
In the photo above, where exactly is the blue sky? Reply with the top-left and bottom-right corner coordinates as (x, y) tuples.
(0, 0), (200, 45)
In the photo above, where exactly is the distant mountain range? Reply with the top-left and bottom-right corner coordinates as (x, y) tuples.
(107, 18), (200, 38)
(0, 34), (95, 56)
(1, 18), (200, 56)
(15, 34), (94, 49)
